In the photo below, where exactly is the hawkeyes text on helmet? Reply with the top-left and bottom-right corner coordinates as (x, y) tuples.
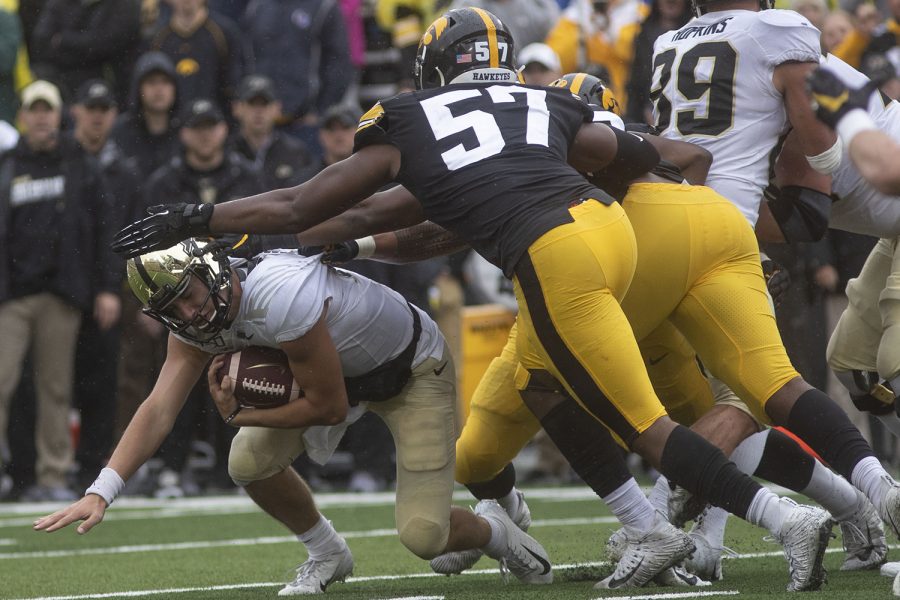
(414, 8), (518, 90)
(127, 239), (235, 343)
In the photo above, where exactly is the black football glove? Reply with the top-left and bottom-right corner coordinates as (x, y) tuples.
(762, 258), (791, 308)
(807, 67), (878, 130)
(111, 203), (214, 258)
(320, 240), (360, 265)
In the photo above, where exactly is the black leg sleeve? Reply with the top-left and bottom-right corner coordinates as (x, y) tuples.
(660, 425), (762, 519)
(537, 398), (633, 498)
(785, 389), (874, 479)
(754, 428), (815, 492)
(465, 463), (516, 500)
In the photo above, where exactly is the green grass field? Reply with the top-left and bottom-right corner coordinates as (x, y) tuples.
(1, 486), (896, 600)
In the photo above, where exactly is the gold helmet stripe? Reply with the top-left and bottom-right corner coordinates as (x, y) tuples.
(472, 8), (499, 68)
(569, 73), (588, 97)
(133, 255), (159, 293)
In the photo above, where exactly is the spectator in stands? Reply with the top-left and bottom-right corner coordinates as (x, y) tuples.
(0, 81), (116, 502)
(546, 0), (647, 103)
(517, 43), (562, 86)
(448, 0), (559, 49)
(0, 3), (32, 124)
(30, 0), (141, 104)
(243, 0), (354, 144)
(863, 0), (900, 75)
(792, 0), (827, 31)
(111, 52), (181, 193)
(147, 0), (247, 111)
(624, 0), (691, 124)
(357, 0), (407, 110)
(370, 0), (438, 92)
(70, 79), (141, 490)
(230, 74), (318, 190)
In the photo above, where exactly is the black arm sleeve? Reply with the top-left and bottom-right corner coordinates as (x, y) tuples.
(588, 127), (660, 195)
(766, 184), (832, 243)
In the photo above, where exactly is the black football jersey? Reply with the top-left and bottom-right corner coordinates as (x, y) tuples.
(354, 83), (614, 277)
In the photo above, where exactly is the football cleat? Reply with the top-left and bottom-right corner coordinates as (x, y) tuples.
(878, 479), (900, 540)
(652, 565), (711, 587)
(883, 561), (900, 578)
(772, 500), (834, 592)
(430, 490), (531, 575)
(278, 547), (354, 595)
(668, 484), (707, 529)
(605, 526), (627, 563)
(594, 515), (695, 589)
(475, 499), (553, 584)
(840, 491), (887, 571)
(894, 571), (900, 597)
(684, 530), (725, 582)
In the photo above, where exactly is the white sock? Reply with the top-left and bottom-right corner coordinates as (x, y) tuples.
(803, 461), (862, 522)
(851, 455), (896, 511)
(647, 475), (671, 518)
(746, 488), (792, 535)
(729, 430), (768, 474)
(497, 487), (521, 518)
(878, 413), (900, 439)
(693, 506), (729, 547)
(603, 478), (657, 533)
(297, 515), (346, 559)
(482, 513), (508, 558)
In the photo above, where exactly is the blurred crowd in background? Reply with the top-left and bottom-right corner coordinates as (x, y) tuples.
(0, 0), (899, 503)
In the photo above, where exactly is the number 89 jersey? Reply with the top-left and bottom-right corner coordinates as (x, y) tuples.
(651, 9), (820, 226)
(354, 83), (611, 277)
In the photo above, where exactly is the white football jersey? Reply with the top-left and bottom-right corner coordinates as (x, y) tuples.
(652, 9), (821, 225)
(820, 54), (900, 238)
(179, 250), (445, 373)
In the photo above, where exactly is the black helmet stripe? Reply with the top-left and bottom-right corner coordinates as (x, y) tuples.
(133, 256), (159, 292)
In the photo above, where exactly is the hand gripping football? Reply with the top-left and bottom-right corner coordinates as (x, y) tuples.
(216, 346), (302, 408)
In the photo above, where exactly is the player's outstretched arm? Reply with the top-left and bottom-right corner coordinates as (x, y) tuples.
(320, 222), (470, 265)
(296, 185), (425, 246)
(569, 122), (660, 180)
(112, 145), (400, 258)
(33, 336), (208, 534)
(808, 67), (900, 195)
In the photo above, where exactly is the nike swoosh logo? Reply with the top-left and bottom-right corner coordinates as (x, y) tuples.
(247, 363), (283, 370)
(607, 556), (644, 588)
(673, 569), (699, 585)
(648, 353), (669, 366)
(524, 546), (551, 576)
(434, 362), (448, 377)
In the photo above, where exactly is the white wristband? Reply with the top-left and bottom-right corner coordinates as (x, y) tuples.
(85, 467), (125, 506)
(805, 136), (844, 174)
(836, 108), (878, 148)
(355, 236), (376, 259)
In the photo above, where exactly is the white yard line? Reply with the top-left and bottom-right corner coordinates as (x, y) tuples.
(592, 592), (741, 600)
(0, 516), (620, 560)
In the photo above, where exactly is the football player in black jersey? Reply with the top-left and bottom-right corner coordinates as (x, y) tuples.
(114, 9), (855, 591)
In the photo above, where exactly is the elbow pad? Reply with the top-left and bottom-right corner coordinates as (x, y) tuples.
(765, 184), (832, 242)
(607, 126), (661, 182)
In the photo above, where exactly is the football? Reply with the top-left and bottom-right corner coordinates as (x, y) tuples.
(216, 346), (302, 408)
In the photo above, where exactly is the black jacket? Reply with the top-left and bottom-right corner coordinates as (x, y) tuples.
(0, 136), (119, 310)
(230, 131), (318, 190)
(111, 52), (182, 182)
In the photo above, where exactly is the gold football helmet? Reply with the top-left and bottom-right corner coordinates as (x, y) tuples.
(127, 238), (234, 342)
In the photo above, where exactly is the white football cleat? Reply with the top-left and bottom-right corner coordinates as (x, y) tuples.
(684, 530), (724, 582)
(278, 547), (354, 595)
(840, 492), (887, 571)
(882, 561), (900, 578)
(894, 572), (900, 597)
(878, 479), (900, 539)
(773, 500), (834, 592)
(594, 515), (695, 590)
(652, 565), (711, 587)
(605, 527), (627, 563)
(476, 499), (553, 584)
(430, 490), (531, 576)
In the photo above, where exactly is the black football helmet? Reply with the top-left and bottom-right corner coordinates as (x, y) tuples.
(414, 8), (518, 89)
(549, 72), (620, 114)
(691, 0), (772, 16)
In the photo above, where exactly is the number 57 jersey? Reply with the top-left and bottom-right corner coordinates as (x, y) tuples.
(651, 9), (820, 225)
(353, 83), (612, 278)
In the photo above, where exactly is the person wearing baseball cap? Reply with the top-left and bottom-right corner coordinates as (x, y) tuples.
(318, 105), (362, 169)
(231, 75), (317, 189)
(517, 43), (562, 86)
